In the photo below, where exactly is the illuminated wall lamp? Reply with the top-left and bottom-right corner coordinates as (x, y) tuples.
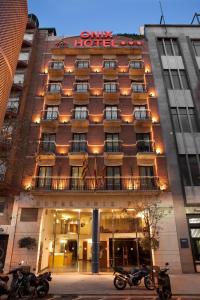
(156, 148), (161, 155)
(160, 184), (167, 191)
(152, 117), (158, 123)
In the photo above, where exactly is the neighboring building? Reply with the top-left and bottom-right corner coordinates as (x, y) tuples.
(0, 14), (39, 270)
(2, 29), (181, 274)
(0, 0), (28, 128)
(144, 24), (200, 272)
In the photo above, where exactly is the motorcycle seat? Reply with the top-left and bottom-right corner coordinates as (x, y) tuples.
(0, 275), (9, 282)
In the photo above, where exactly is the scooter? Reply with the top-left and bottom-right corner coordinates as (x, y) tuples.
(156, 263), (172, 300)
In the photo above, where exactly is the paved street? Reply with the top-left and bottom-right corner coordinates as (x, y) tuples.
(45, 295), (200, 300)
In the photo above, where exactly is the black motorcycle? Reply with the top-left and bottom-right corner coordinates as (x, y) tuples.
(35, 271), (52, 298)
(156, 263), (172, 300)
(113, 265), (154, 290)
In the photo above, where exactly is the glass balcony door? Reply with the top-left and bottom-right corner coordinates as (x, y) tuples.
(105, 133), (120, 152)
(106, 166), (121, 190)
(105, 106), (118, 120)
(74, 106), (87, 120)
(37, 166), (52, 188)
(41, 133), (56, 152)
(45, 106), (58, 120)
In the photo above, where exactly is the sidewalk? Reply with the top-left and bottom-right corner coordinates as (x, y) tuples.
(49, 273), (200, 295)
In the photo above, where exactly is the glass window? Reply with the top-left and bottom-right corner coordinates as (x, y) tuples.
(20, 208), (38, 222)
(106, 167), (121, 190)
(189, 155), (200, 186)
(105, 106), (118, 120)
(189, 108), (199, 132)
(41, 133), (56, 152)
(37, 166), (52, 188)
(129, 61), (143, 69)
(132, 83), (146, 93)
(77, 60), (89, 68)
(179, 155), (190, 186)
(172, 39), (180, 56)
(104, 83), (117, 92)
(171, 108), (181, 132)
(171, 70), (181, 89)
(163, 70), (172, 89)
(76, 83), (88, 92)
(48, 83), (61, 92)
(158, 39), (165, 56)
(104, 61), (116, 68)
(105, 133), (120, 152)
(179, 108), (190, 132)
(179, 70), (189, 89)
(51, 61), (64, 69)
(74, 106), (87, 119)
(72, 133), (86, 152)
(45, 106), (58, 120)
(192, 40), (200, 56)
(165, 39), (173, 56)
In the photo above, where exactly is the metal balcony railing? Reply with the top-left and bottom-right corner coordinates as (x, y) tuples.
(136, 140), (155, 153)
(31, 176), (160, 191)
(69, 140), (87, 152)
(39, 141), (56, 153)
(134, 109), (151, 120)
(104, 140), (122, 152)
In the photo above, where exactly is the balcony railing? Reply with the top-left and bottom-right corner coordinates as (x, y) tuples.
(134, 109), (151, 120)
(104, 140), (122, 152)
(136, 140), (155, 153)
(31, 176), (160, 191)
(39, 141), (56, 153)
(69, 140), (87, 152)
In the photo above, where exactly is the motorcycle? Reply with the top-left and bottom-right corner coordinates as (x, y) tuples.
(156, 263), (172, 300)
(8, 267), (52, 299)
(113, 264), (154, 290)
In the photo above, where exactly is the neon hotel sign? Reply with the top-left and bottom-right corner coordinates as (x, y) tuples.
(56, 31), (142, 48)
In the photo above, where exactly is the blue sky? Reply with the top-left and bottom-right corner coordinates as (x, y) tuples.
(28, 0), (200, 36)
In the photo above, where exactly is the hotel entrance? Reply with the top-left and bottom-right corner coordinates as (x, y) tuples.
(38, 208), (148, 272)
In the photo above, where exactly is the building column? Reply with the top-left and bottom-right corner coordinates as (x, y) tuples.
(92, 208), (99, 273)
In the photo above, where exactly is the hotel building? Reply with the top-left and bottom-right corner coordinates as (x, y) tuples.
(1, 18), (200, 274)
(0, 0), (27, 128)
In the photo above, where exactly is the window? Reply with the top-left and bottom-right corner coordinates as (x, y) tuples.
(45, 106), (59, 120)
(136, 133), (153, 152)
(50, 61), (64, 69)
(105, 106), (118, 120)
(0, 201), (5, 215)
(71, 166), (85, 190)
(104, 82), (117, 92)
(179, 155), (200, 186)
(171, 107), (198, 132)
(77, 60), (89, 69)
(40, 133), (56, 153)
(0, 161), (6, 181)
(164, 70), (189, 90)
(72, 133), (86, 152)
(139, 166), (156, 189)
(103, 60), (116, 69)
(20, 208), (38, 222)
(75, 83), (88, 92)
(24, 33), (34, 41)
(47, 83), (61, 92)
(18, 52), (29, 61)
(7, 98), (19, 113)
(157, 38), (180, 56)
(74, 106), (87, 119)
(134, 106), (149, 120)
(14, 74), (24, 84)
(132, 83), (146, 93)
(105, 133), (120, 152)
(106, 166), (121, 190)
(37, 166), (52, 188)
(192, 40), (200, 56)
(129, 61), (144, 69)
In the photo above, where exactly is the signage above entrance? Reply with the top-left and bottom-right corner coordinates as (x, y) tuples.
(55, 31), (143, 49)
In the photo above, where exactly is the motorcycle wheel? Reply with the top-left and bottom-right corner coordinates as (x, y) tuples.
(37, 280), (49, 298)
(144, 276), (155, 290)
(113, 276), (127, 290)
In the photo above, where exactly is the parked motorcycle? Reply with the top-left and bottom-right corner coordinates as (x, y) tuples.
(8, 267), (52, 299)
(156, 263), (172, 300)
(113, 264), (154, 290)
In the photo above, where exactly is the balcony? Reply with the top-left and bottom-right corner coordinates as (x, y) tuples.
(104, 140), (123, 166)
(103, 87), (120, 105)
(40, 110), (59, 129)
(12, 75), (24, 91)
(48, 61), (65, 81)
(23, 33), (34, 47)
(129, 61), (145, 77)
(131, 84), (148, 105)
(44, 84), (62, 105)
(103, 61), (118, 77)
(134, 109), (152, 132)
(74, 67), (90, 77)
(71, 110), (89, 133)
(73, 86), (89, 104)
(136, 140), (156, 163)
(17, 53), (29, 68)
(31, 176), (160, 193)
(103, 110), (121, 133)
(36, 141), (56, 166)
(68, 140), (88, 165)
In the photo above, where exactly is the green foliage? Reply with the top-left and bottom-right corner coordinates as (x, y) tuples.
(18, 237), (37, 250)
